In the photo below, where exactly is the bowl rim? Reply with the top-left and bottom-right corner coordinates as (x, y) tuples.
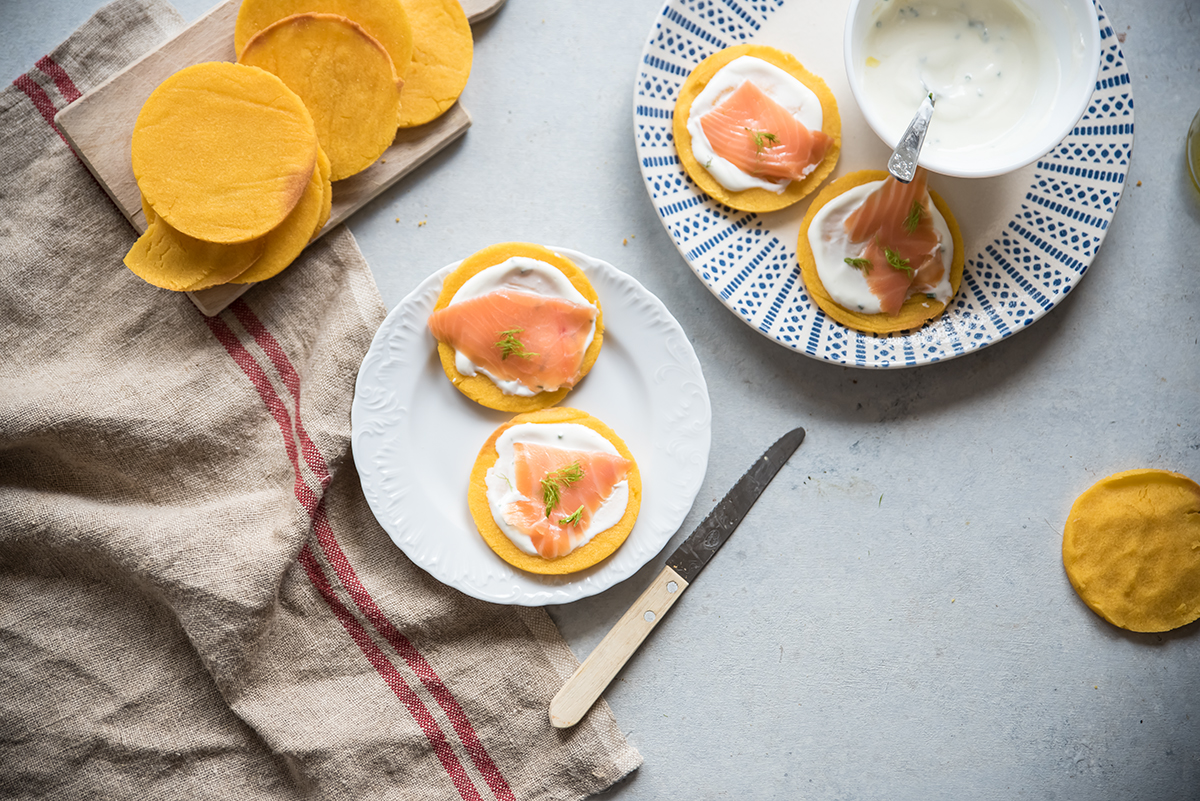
(842, 0), (1103, 179)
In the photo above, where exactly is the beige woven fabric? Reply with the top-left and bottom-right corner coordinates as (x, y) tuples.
(0, 2), (641, 798)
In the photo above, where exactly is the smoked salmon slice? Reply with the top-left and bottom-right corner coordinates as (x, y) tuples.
(842, 168), (944, 315)
(504, 442), (631, 559)
(699, 80), (830, 182)
(427, 290), (596, 394)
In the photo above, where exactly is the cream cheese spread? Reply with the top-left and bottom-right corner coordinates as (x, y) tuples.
(687, 56), (824, 194)
(484, 422), (629, 556)
(807, 180), (953, 314)
(446, 257), (597, 397)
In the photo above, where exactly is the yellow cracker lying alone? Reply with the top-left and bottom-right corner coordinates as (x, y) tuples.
(797, 169), (964, 335)
(132, 61), (317, 243)
(240, 13), (403, 181)
(469, 407), (642, 576)
(398, 0), (473, 127)
(234, 0), (415, 80)
(427, 242), (604, 413)
(1063, 469), (1200, 633)
(672, 44), (840, 213)
(126, 200), (264, 291)
(233, 146), (332, 284)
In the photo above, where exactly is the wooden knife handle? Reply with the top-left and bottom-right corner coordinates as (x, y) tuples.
(549, 565), (689, 728)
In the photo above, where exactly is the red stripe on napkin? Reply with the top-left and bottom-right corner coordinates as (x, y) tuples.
(229, 299), (517, 801)
(35, 56), (82, 102)
(206, 311), (495, 800)
(203, 315), (319, 516)
(299, 543), (486, 801)
(312, 504), (519, 801)
(230, 301), (330, 489)
(12, 74), (70, 147)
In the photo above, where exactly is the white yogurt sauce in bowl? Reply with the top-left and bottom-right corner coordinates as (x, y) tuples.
(845, 0), (1101, 177)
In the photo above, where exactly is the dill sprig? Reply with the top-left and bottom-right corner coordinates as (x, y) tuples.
(844, 256), (873, 273)
(884, 246), (914, 277)
(744, 127), (780, 154)
(541, 461), (584, 516)
(495, 329), (537, 361)
(903, 199), (924, 234)
(559, 506), (585, 526)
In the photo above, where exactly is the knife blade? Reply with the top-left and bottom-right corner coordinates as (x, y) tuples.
(548, 427), (805, 728)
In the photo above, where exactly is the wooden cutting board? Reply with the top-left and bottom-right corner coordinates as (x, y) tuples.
(56, 0), (507, 316)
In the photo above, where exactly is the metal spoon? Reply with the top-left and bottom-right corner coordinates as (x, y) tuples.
(887, 92), (936, 184)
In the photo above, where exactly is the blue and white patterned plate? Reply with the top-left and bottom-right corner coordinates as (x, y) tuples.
(634, 0), (1133, 368)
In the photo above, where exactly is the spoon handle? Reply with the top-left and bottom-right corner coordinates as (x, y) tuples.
(888, 93), (936, 184)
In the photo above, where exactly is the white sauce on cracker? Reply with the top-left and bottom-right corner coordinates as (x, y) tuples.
(484, 422), (629, 557)
(807, 180), (954, 314)
(446, 257), (597, 397)
(687, 56), (824, 195)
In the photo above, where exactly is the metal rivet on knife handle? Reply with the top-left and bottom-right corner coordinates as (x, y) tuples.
(548, 427), (805, 728)
(549, 565), (689, 729)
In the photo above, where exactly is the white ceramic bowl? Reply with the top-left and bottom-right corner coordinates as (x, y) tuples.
(844, 0), (1101, 178)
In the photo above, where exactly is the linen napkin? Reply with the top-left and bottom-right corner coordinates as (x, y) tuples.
(0, 2), (641, 798)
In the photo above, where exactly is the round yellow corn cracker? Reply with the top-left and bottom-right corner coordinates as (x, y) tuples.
(797, 170), (964, 335)
(234, 0), (415, 80)
(1063, 469), (1200, 633)
(398, 0), (472, 128)
(314, 144), (333, 235)
(672, 44), (840, 213)
(469, 408), (642, 576)
(431, 242), (604, 413)
(132, 61), (317, 244)
(232, 146), (331, 284)
(124, 211), (265, 292)
(240, 13), (403, 182)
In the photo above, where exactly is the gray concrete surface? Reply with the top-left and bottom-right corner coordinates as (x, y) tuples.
(5, 0), (1199, 798)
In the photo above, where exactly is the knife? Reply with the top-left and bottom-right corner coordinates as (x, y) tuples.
(548, 427), (806, 728)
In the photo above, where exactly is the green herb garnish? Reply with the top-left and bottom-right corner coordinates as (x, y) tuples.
(495, 329), (537, 361)
(541, 461), (584, 515)
(844, 256), (873, 273)
(559, 506), (585, 526)
(902, 199), (924, 234)
(744, 127), (780, 154)
(884, 246), (914, 277)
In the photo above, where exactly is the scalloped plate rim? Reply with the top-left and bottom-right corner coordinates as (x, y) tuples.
(352, 247), (713, 605)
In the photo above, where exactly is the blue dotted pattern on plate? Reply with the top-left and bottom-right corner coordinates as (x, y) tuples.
(634, 0), (1133, 368)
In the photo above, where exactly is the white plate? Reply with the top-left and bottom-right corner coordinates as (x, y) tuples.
(352, 248), (712, 605)
(634, 0), (1133, 368)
